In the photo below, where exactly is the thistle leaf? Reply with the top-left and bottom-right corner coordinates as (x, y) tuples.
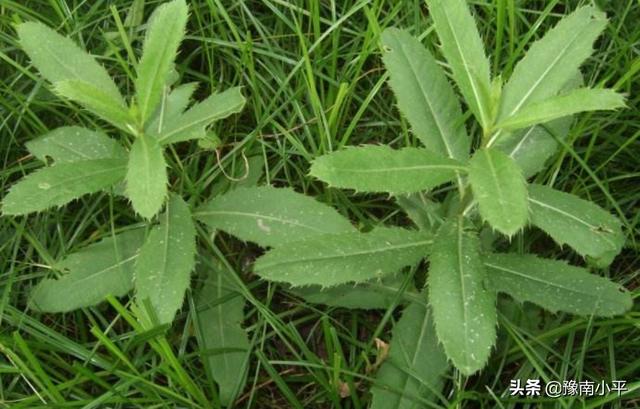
(196, 265), (251, 406)
(195, 186), (354, 247)
(380, 28), (470, 160)
(468, 148), (528, 236)
(26, 126), (126, 163)
(496, 88), (626, 131)
(254, 228), (432, 287)
(126, 134), (167, 219)
(30, 229), (145, 312)
(310, 146), (465, 194)
(371, 300), (449, 409)
(2, 159), (127, 215)
(157, 87), (245, 145)
(55, 80), (133, 131)
(528, 184), (625, 265)
(484, 253), (632, 316)
(17, 22), (123, 102)
(135, 0), (188, 124)
(428, 218), (497, 375)
(135, 194), (196, 324)
(499, 6), (607, 120)
(146, 82), (198, 137)
(425, 0), (492, 129)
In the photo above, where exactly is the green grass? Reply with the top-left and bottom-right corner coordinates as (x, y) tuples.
(1, 0), (638, 408)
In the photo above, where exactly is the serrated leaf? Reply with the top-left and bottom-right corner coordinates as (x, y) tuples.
(135, 194), (196, 324)
(425, 0), (492, 129)
(254, 228), (432, 287)
(135, 0), (188, 123)
(157, 87), (245, 145)
(484, 253), (632, 316)
(310, 146), (465, 194)
(468, 148), (528, 236)
(428, 218), (497, 375)
(528, 184), (624, 265)
(126, 134), (167, 218)
(54, 80), (134, 131)
(498, 6), (607, 120)
(196, 265), (251, 406)
(29, 229), (145, 312)
(195, 186), (354, 247)
(2, 159), (127, 215)
(290, 274), (416, 310)
(146, 82), (198, 137)
(371, 300), (449, 409)
(17, 22), (123, 102)
(26, 126), (126, 163)
(380, 28), (470, 160)
(496, 88), (626, 131)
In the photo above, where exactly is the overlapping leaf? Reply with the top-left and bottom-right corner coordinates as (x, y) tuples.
(146, 83), (198, 137)
(484, 253), (632, 316)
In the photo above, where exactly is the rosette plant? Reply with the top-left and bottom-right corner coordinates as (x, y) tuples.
(239, 0), (634, 404)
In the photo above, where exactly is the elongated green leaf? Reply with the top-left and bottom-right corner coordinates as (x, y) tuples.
(468, 148), (528, 236)
(26, 126), (126, 163)
(17, 22), (123, 102)
(381, 28), (470, 160)
(30, 229), (145, 312)
(371, 300), (449, 409)
(254, 228), (432, 287)
(494, 117), (571, 178)
(428, 218), (496, 375)
(157, 87), (245, 145)
(135, 0), (188, 123)
(54, 80), (134, 131)
(291, 275), (416, 310)
(196, 265), (251, 406)
(2, 159), (127, 215)
(498, 6), (607, 120)
(135, 194), (196, 324)
(528, 184), (624, 265)
(146, 83), (198, 137)
(310, 146), (465, 194)
(484, 253), (632, 316)
(425, 0), (492, 129)
(195, 186), (354, 247)
(126, 134), (167, 219)
(496, 88), (626, 131)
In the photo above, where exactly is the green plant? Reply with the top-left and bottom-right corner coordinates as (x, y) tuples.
(240, 0), (634, 401)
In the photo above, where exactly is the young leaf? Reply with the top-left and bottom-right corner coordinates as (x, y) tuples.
(528, 184), (625, 265)
(371, 300), (449, 409)
(254, 228), (432, 287)
(135, 0), (188, 124)
(290, 275), (417, 310)
(425, 0), (492, 129)
(196, 265), (251, 406)
(484, 253), (632, 316)
(146, 82), (198, 137)
(17, 22), (123, 102)
(428, 218), (497, 375)
(494, 117), (572, 178)
(195, 186), (354, 247)
(498, 6), (607, 120)
(135, 194), (196, 324)
(396, 194), (443, 231)
(2, 158), (127, 215)
(468, 148), (528, 236)
(496, 88), (626, 131)
(310, 146), (465, 194)
(156, 87), (245, 145)
(29, 229), (145, 312)
(54, 80), (133, 131)
(26, 126), (126, 163)
(126, 134), (167, 219)
(380, 28), (470, 160)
